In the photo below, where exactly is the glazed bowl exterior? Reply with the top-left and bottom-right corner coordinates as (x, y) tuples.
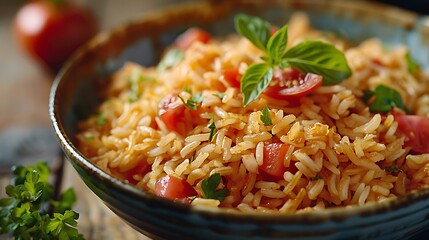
(49, 1), (429, 239)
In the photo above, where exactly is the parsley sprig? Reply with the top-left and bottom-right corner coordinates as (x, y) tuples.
(235, 14), (352, 106)
(179, 93), (203, 110)
(201, 173), (228, 201)
(363, 85), (409, 113)
(208, 116), (217, 142)
(0, 162), (83, 240)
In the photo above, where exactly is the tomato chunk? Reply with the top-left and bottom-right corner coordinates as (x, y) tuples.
(259, 143), (296, 179)
(394, 113), (429, 154)
(124, 160), (150, 185)
(264, 68), (323, 100)
(222, 68), (241, 88)
(174, 27), (212, 51)
(158, 93), (186, 133)
(158, 93), (202, 135)
(155, 175), (198, 204)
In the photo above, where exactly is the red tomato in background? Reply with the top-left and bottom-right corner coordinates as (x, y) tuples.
(155, 175), (198, 204)
(263, 68), (323, 100)
(393, 113), (429, 154)
(174, 27), (212, 51)
(222, 68), (241, 88)
(259, 143), (296, 179)
(14, 0), (98, 73)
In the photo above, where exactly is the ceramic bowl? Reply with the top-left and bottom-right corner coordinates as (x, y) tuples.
(49, 1), (429, 239)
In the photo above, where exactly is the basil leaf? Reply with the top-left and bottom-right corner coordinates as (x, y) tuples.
(235, 14), (271, 51)
(260, 106), (272, 126)
(364, 85), (408, 113)
(157, 48), (184, 73)
(283, 40), (352, 85)
(241, 63), (273, 106)
(406, 51), (419, 74)
(266, 25), (288, 65)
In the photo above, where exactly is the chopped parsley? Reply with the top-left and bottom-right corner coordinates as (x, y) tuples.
(178, 93), (203, 110)
(406, 51), (419, 74)
(208, 116), (217, 142)
(385, 166), (402, 173)
(128, 68), (155, 102)
(157, 48), (184, 73)
(187, 196), (197, 201)
(311, 175), (323, 181)
(0, 162), (83, 239)
(96, 113), (106, 126)
(183, 86), (192, 94)
(260, 106), (272, 126)
(213, 92), (226, 99)
(201, 173), (228, 201)
(363, 85), (408, 113)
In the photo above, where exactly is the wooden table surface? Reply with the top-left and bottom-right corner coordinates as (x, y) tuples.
(0, 1), (191, 239)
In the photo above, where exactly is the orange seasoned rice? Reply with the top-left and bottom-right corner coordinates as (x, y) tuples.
(76, 14), (429, 213)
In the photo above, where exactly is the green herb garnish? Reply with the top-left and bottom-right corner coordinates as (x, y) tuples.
(385, 166), (402, 173)
(208, 116), (217, 142)
(128, 68), (154, 102)
(157, 48), (184, 73)
(187, 196), (197, 201)
(235, 14), (352, 106)
(213, 92), (226, 99)
(179, 93), (203, 110)
(183, 86), (192, 94)
(363, 85), (408, 113)
(96, 113), (106, 126)
(311, 175), (323, 181)
(201, 173), (228, 201)
(0, 162), (83, 239)
(260, 106), (272, 126)
(405, 51), (419, 74)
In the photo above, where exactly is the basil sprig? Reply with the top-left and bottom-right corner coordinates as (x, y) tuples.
(235, 14), (352, 106)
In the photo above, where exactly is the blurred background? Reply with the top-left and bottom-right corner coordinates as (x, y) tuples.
(0, 0), (428, 239)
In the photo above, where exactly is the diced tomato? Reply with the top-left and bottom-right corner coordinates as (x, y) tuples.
(263, 68), (323, 100)
(222, 68), (241, 88)
(124, 160), (150, 185)
(158, 93), (203, 135)
(174, 27), (212, 51)
(154, 175), (198, 204)
(259, 143), (296, 179)
(393, 112), (429, 154)
(159, 93), (186, 133)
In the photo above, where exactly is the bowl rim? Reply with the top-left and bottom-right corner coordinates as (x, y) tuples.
(49, 0), (429, 223)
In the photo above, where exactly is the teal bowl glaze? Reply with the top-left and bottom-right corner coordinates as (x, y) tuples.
(49, 1), (429, 239)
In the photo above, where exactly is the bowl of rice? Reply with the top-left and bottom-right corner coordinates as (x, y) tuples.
(49, 0), (429, 239)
